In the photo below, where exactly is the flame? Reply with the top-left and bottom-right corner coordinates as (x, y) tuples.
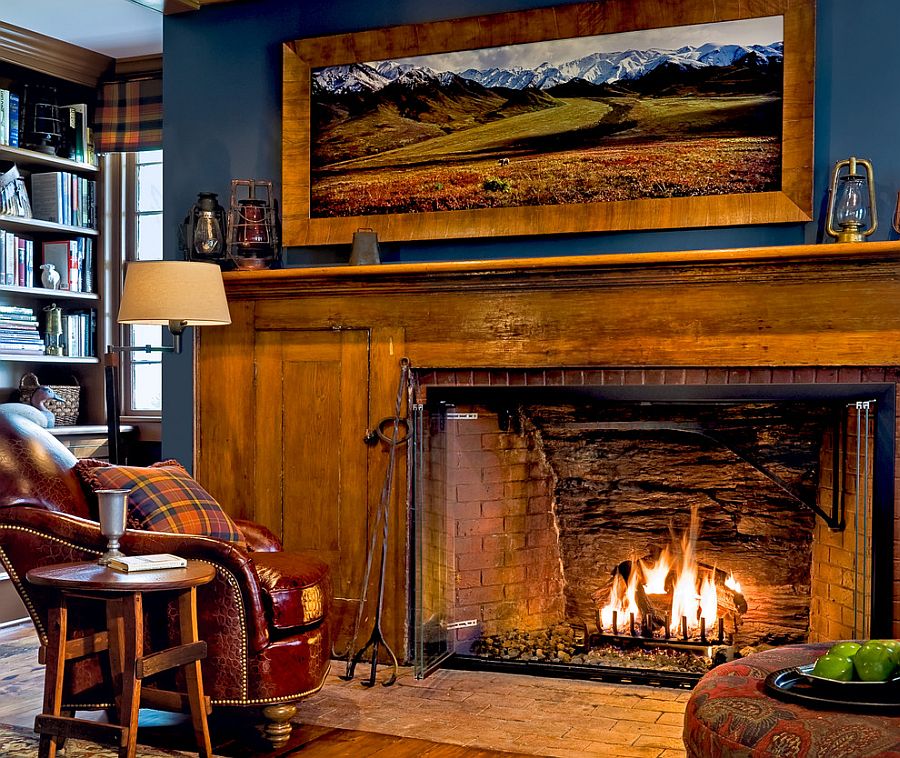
(641, 547), (671, 595)
(699, 573), (718, 628)
(670, 558), (700, 635)
(599, 566), (642, 631)
(597, 505), (744, 639)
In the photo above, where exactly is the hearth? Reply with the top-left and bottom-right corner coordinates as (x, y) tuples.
(410, 375), (894, 686)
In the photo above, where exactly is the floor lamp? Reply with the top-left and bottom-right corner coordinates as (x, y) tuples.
(106, 261), (231, 464)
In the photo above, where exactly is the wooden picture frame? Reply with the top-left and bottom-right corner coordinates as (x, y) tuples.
(282, 0), (814, 246)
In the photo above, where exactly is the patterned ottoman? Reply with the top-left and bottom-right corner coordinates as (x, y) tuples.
(683, 643), (900, 757)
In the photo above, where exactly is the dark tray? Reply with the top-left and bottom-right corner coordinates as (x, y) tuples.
(765, 664), (900, 712)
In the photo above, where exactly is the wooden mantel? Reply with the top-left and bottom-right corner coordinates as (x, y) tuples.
(219, 240), (900, 368)
(197, 241), (900, 657)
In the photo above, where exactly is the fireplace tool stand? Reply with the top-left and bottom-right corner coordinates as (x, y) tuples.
(341, 358), (411, 687)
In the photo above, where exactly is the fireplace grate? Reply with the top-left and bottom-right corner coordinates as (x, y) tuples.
(446, 654), (702, 689)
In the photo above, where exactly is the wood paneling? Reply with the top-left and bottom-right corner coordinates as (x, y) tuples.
(195, 241), (900, 658)
(283, 0), (814, 245)
(252, 329), (371, 653)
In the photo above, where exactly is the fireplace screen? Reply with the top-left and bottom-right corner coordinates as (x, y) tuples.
(411, 386), (880, 684)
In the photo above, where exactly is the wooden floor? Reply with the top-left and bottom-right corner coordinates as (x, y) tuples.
(0, 622), (529, 757)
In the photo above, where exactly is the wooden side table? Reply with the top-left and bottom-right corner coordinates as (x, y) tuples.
(26, 560), (216, 758)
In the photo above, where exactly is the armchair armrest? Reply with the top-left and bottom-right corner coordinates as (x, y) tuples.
(0, 502), (272, 652)
(233, 519), (282, 552)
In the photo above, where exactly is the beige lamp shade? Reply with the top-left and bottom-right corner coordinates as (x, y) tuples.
(117, 261), (231, 326)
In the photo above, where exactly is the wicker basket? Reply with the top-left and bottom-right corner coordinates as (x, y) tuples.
(18, 372), (80, 426)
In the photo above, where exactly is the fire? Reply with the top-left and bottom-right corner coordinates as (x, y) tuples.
(724, 573), (742, 594)
(599, 565), (642, 630)
(699, 574), (718, 628)
(597, 505), (742, 640)
(641, 547), (671, 595)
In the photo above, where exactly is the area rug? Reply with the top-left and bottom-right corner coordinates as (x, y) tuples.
(0, 721), (207, 757)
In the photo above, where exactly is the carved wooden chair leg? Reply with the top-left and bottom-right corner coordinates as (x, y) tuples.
(261, 703), (296, 749)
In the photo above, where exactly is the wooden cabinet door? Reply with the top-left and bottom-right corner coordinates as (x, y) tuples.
(254, 329), (370, 635)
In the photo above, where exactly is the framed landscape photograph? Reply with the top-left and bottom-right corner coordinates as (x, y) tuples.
(282, 0), (814, 245)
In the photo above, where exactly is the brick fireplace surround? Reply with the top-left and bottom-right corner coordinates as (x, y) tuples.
(199, 241), (900, 658)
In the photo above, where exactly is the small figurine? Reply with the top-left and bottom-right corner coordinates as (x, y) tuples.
(40, 263), (61, 290)
(0, 385), (64, 428)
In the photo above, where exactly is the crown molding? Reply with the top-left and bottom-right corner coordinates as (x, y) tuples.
(114, 54), (163, 78)
(0, 21), (112, 87)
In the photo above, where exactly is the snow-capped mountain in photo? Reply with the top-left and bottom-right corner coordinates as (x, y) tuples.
(313, 42), (783, 95)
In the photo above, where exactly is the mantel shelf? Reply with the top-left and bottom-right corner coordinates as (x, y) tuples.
(223, 240), (900, 298)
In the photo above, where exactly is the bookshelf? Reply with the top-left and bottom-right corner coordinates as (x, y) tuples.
(0, 25), (112, 429)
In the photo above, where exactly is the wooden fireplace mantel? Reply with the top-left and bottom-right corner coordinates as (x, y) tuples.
(197, 240), (900, 657)
(218, 240), (900, 368)
(226, 240), (900, 297)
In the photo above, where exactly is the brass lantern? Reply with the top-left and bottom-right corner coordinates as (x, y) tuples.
(826, 157), (877, 243)
(43, 303), (63, 356)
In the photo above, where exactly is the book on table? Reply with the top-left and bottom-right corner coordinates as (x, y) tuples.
(107, 554), (188, 572)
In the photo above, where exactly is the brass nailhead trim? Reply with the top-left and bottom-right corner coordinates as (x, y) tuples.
(0, 525), (102, 644)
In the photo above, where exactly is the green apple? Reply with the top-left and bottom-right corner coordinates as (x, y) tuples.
(875, 639), (900, 666)
(853, 641), (897, 682)
(829, 641), (862, 659)
(812, 653), (854, 681)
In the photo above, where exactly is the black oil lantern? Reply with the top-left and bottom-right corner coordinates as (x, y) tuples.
(22, 84), (63, 155)
(225, 179), (280, 270)
(181, 192), (228, 265)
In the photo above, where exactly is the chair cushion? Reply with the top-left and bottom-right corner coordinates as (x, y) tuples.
(250, 551), (330, 630)
(75, 459), (245, 545)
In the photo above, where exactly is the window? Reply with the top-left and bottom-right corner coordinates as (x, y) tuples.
(113, 149), (163, 416)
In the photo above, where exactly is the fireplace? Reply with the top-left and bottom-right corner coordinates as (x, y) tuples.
(410, 370), (894, 686)
(200, 241), (900, 678)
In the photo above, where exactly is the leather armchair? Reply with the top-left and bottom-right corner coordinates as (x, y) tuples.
(0, 413), (331, 748)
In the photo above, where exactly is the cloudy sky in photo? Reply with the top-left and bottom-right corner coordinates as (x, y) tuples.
(371, 16), (783, 72)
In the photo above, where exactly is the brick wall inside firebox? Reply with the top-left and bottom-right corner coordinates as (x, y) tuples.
(441, 412), (565, 649)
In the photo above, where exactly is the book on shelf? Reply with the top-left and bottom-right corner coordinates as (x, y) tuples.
(30, 172), (96, 229)
(0, 165), (31, 219)
(59, 104), (88, 164)
(0, 90), (8, 146)
(8, 93), (19, 148)
(39, 239), (92, 293)
(0, 305), (35, 316)
(107, 554), (188, 573)
(0, 234), (37, 287)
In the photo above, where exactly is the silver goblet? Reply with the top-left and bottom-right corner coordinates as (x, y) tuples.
(97, 489), (130, 565)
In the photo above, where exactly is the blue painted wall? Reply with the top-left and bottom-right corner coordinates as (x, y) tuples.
(162, 0), (900, 462)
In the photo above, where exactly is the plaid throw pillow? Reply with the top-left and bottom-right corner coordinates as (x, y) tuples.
(75, 459), (244, 545)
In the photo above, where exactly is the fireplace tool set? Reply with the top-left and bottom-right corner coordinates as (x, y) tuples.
(341, 358), (411, 687)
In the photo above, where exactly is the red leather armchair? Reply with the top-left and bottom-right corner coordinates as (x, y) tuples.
(0, 413), (331, 748)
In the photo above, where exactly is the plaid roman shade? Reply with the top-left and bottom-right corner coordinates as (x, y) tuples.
(94, 77), (162, 154)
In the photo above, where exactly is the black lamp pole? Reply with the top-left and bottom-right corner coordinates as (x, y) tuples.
(104, 321), (186, 464)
